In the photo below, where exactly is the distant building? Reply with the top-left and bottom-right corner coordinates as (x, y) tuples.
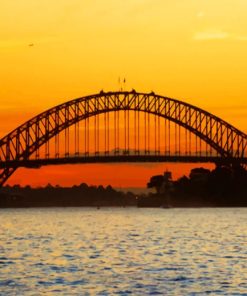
(147, 171), (173, 194)
(189, 167), (210, 183)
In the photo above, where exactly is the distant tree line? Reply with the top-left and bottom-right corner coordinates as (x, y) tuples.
(1, 165), (247, 208)
(0, 183), (136, 208)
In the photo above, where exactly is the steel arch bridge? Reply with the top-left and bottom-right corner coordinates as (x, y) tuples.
(0, 90), (247, 186)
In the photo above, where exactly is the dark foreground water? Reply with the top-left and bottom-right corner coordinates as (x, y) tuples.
(0, 208), (247, 295)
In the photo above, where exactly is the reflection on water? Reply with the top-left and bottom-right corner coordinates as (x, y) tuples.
(0, 207), (247, 295)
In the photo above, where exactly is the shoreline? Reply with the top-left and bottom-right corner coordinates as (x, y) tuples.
(1, 204), (247, 208)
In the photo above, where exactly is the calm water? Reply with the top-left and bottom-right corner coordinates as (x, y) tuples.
(0, 207), (247, 295)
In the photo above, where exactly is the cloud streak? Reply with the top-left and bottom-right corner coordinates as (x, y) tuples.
(236, 36), (247, 41)
(194, 30), (229, 40)
(193, 30), (247, 41)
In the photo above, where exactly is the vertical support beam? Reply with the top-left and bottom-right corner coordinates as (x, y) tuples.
(26, 124), (30, 159)
(55, 110), (59, 158)
(16, 130), (20, 160)
(45, 115), (49, 159)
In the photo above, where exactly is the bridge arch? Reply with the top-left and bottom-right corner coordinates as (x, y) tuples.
(0, 91), (246, 185)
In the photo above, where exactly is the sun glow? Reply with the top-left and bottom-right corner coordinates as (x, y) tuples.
(0, 0), (247, 187)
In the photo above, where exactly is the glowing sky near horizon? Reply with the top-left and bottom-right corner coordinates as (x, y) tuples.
(0, 0), (247, 187)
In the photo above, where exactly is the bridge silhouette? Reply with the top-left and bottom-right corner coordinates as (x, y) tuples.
(0, 90), (247, 186)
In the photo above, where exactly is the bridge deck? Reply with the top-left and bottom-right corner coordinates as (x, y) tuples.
(1, 155), (246, 169)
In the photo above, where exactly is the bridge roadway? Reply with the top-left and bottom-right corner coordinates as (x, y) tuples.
(1, 155), (246, 169)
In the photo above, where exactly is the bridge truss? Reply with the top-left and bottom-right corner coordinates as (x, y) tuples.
(0, 91), (247, 185)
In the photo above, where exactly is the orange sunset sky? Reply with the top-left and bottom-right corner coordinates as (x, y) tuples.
(1, 0), (247, 188)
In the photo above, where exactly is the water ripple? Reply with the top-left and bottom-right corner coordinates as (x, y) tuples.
(0, 207), (247, 295)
